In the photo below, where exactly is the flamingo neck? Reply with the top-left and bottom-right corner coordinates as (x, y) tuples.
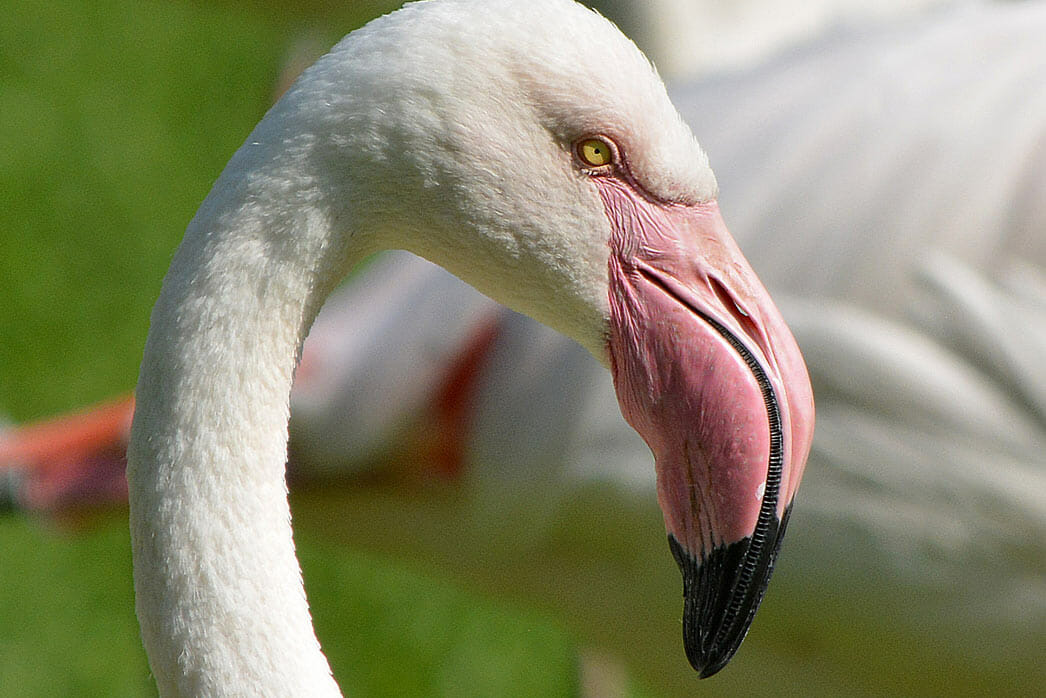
(127, 157), (350, 695)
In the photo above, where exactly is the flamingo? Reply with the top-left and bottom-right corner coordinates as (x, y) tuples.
(7, 0), (1044, 651)
(6, 0), (1045, 663)
(120, 0), (813, 694)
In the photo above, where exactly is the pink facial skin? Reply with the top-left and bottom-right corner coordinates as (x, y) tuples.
(598, 170), (814, 676)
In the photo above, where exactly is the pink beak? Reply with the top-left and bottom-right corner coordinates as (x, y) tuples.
(598, 176), (815, 677)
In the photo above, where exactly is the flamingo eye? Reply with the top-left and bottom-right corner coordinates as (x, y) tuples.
(577, 137), (615, 167)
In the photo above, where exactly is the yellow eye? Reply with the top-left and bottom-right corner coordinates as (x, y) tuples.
(578, 138), (613, 167)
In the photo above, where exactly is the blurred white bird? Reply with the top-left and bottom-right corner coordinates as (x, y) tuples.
(591, 0), (960, 79)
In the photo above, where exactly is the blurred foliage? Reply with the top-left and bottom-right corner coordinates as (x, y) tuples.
(0, 0), (399, 421)
(0, 518), (149, 695)
(0, 514), (585, 697)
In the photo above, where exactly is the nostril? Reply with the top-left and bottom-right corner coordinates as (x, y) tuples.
(709, 276), (768, 359)
(710, 276), (747, 322)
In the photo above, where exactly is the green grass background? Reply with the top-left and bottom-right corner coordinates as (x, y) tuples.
(2, 1), (1044, 696)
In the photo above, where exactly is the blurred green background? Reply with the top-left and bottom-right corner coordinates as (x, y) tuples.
(2, 1), (1043, 696)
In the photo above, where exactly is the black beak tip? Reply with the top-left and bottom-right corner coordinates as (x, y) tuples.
(669, 505), (792, 679)
(697, 655), (732, 680)
(690, 640), (735, 678)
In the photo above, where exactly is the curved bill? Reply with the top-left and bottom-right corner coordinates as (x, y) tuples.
(598, 178), (815, 677)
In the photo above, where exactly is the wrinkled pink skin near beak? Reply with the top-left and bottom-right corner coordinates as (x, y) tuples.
(599, 174), (815, 675)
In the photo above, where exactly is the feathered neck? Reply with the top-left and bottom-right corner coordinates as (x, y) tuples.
(127, 141), (348, 692)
